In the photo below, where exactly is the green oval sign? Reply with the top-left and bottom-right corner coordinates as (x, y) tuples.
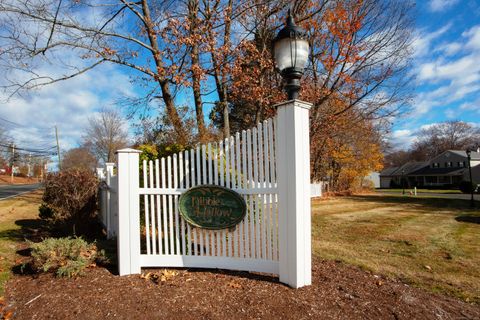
(179, 185), (247, 230)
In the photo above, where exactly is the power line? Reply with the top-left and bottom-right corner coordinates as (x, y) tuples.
(0, 143), (57, 155)
(0, 116), (24, 127)
(0, 116), (56, 131)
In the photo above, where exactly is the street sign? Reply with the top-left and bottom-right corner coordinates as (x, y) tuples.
(179, 185), (247, 230)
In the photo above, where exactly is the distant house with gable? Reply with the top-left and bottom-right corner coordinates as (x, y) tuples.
(380, 149), (480, 188)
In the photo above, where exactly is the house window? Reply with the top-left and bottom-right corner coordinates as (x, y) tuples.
(432, 163), (439, 168)
(458, 162), (464, 167)
(426, 176), (436, 183)
(446, 162), (452, 168)
(439, 176), (449, 183)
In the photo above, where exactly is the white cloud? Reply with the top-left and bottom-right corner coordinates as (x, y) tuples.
(0, 63), (134, 159)
(410, 23), (480, 118)
(444, 108), (456, 119)
(436, 41), (462, 56)
(417, 54), (480, 82)
(428, 0), (460, 12)
(390, 129), (416, 148)
(459, 99), (480, 113)
(420, 123), (439, 130)
(412, 24), (451, 58)
(463, 25), (480, 50)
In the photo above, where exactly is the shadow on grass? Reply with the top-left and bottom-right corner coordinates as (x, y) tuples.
(0, 219), (50, 244)
(455, 215), (480, 224)
(351, 194), (479, 212)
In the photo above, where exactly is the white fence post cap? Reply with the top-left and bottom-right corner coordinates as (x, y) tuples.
(273, 99), (313, 110)
(116, 148), (142, 154)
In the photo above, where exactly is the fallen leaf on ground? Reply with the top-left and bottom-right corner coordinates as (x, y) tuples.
(424, 265), (432, 271)
(227, 281), (242, 289)
(140, 272), (153, 280)
(2, 310), (14, 320)
(160, 270), (178, 282)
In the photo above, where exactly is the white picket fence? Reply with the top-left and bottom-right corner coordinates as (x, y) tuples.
(100, 100), (313, 288)
(136, 118), (279, 274)
(98, 163), (118, 239)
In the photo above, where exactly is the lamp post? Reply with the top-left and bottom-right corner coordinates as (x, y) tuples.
(272, 10), (312, 288)
(466, 149), (475, 208)
(273, 10), (310, 100)
(401, 169), (405, 195)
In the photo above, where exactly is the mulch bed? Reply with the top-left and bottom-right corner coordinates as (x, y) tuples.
(3, 258), (479, 320)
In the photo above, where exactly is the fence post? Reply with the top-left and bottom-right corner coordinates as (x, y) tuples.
(275, 99), (312, 288)
(116, 148), (142, 276)
(96, 167), (105, 180)
(105, 162), (115, 238)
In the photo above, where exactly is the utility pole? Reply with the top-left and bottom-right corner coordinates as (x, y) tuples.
(10, 143), (15, 183)
(27, 153), (32, 177)
(55, 125), (61, 171)
(466, 149), (474, 208)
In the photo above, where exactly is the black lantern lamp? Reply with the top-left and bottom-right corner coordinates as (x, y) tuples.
(273, 10), (310, 100)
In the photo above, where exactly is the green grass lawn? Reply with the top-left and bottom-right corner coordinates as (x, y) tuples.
(0, 191), (42, 295)
(376, 188), (462, 194)
(312, 195), (480, 303)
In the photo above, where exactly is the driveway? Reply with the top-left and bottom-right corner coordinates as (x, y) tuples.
(377, 190), (480, 201)
(0, 183), (42, 200)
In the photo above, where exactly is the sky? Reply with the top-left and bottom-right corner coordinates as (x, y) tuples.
(392, 0), (480, 147)
(1, 0), (480, 168)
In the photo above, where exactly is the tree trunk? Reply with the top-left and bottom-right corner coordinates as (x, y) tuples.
(141, 1), (187, 144)
(160, 79), (189, 145)
(188, 0), (207, 142)
(222, 100), (230, 138)
(221, 0), (233, 139)
(206, 0), (231, 139)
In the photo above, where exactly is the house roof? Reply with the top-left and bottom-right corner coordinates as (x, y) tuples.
(409, 166), (466, 176)
(380, 161), (428, 177)
(437, 150), (480, 160)
(380, 166), (398, 176)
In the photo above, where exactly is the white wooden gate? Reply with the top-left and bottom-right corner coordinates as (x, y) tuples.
(115, 100), (312, 288)
(139, 118), (279, 273)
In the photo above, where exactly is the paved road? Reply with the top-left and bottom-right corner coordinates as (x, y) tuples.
(0, 183), (42, 200)
(377, 190), (480, 201)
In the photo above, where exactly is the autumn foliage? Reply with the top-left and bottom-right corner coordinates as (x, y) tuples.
(0, 0), (413, 191)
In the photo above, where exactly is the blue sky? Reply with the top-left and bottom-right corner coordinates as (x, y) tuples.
(1, 0), (480, 167)
(391, 0), (480, 147)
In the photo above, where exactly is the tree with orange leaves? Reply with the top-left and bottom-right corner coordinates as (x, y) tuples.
(219, 0), (412, 190)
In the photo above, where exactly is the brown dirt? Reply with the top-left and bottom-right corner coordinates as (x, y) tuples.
(2, 258), (479, 320)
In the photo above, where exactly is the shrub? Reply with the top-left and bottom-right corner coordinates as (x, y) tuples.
(41, 168), (98, 233)
(38, 203), (55, 220)
(29, 237), (106, 278)
(459, 180), (475, 194)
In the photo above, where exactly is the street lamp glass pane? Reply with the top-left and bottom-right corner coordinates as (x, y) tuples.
(274, 38), (310, 71)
